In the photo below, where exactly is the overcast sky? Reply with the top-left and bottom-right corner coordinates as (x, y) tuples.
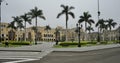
(1, 0), (120, 31)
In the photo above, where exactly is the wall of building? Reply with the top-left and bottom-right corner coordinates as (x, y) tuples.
(1, 22), (120, 42)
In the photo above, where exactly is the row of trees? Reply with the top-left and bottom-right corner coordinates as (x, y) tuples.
(57, 5), (117, 42)
(8, 7), (45, 44)
(8, 4), (118, 43)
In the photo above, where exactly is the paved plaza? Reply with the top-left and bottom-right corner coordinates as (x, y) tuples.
(0, 42), (120, 63)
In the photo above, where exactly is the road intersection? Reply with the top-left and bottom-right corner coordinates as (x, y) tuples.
(0, 42), (120, 63)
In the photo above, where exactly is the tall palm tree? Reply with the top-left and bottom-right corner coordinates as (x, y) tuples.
(13, 16), (24, 30)
(7, 21), (17, 30)
(7, 21), (17, 40)
(28, 7), (46, 44)
(57, 4), (75, 41)
(21, 13), (32, 41)
(78, 12), (94, 31)
(106, 19), (117, 41)
(96, 19), (105, 33)
(96, 19), (108, 41)
(78, 12), (94, 40)
(103, 23), (108, 42)
(12, 16), (24, 41)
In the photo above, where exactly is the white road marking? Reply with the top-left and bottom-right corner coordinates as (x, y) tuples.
(0, 58), (40, 63)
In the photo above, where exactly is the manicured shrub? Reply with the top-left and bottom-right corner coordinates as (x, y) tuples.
(2, 41), (31, 45)
(100, 41), (107, 44)
(10, 42), (30, 45)
(59, 42), (88, 46)
(87, 42), (97, 44)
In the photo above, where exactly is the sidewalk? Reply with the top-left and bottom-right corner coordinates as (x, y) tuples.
(0, 42), (55, 52)
(0, 42), (120, 52)
(0, 42), (120, 61)
(53, 44), (120, 52)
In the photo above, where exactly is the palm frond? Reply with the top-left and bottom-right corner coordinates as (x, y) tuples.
(39, 15), (46, 20)
(68, 12), (75, 18)
(78, 19), (84, 24)
(57, 12), (64, 18)
(45, 25), (51, 30)
(68, 6), (75, 11)
(61, 4), (66, 9)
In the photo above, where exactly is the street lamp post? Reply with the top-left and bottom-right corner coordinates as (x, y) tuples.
(118, 24), (120, 44)
(0, 0), (7, 42)
(76, 23), (82, 47)
(97, 0), (100, 43)
(0, 0), (2, 42)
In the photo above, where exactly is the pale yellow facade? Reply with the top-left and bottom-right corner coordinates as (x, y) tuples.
(2, 22), (119, 42)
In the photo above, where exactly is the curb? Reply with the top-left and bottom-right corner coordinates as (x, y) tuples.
(53, 45), (120, 52)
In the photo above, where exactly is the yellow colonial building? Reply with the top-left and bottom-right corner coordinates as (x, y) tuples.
(0, 22), (86, 42)
(3, 22), (119, 42)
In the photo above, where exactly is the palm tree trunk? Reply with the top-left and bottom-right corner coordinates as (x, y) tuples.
(65, 14), (68, 41)
(35, 17), (37, 44)
(89, 30), (90, 41)
(103, 30), (105, 41)
(110, 29), (112, 41)
(85, 22), (87, 41)
(66, 21), (68, 41)
(25, 21), (26, 41)
(97, 27), (100, 42)
(16, 28), (18, 41)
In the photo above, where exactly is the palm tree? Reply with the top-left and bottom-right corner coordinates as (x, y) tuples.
(96, 19), (108, 41)
(86, 26), (94, 34)
(106, 19), (117, 41)
(103, 23), (108, 42)
(7, 21), (17, 30)
(78, 12), (94, 40)
(96, 19), (105, 33)
(57, 4), (75, 41)
(12, 16), (24, 41)
(7, 21), (17, 40)
(8, 16), (24, 41)
(28, 7), (46, 45)
(44, 25), (51, 41)
(21, 13), (32, 41)
(86, 26), (94, 41)
(44, 25), (51, 32)
(31, 26), (37, 32)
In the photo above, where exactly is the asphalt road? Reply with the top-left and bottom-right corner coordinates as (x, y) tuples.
(23, 47), (120, 63)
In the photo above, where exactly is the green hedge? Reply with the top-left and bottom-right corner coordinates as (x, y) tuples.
(87, 42), (97, 44)
(2, 41), (30, 45)
(100, 41), (108, 44)
(59, 42), (87, 46)
(10, 42), (30, 45)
